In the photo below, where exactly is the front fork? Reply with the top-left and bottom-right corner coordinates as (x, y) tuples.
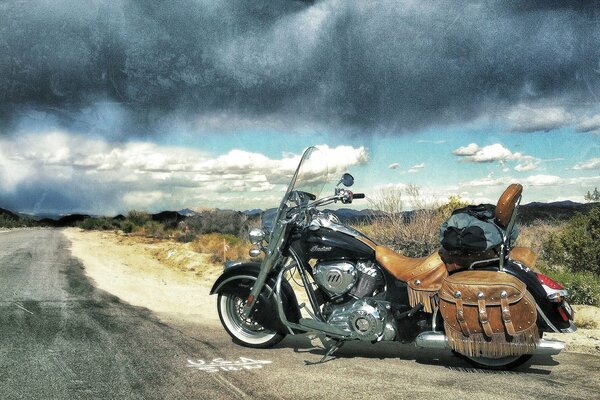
(242, 221), (290, 319)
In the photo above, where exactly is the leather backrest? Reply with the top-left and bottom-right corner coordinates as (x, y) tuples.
(495, 184), (523, 228)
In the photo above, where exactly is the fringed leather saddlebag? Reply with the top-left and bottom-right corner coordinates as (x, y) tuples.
(439, 271), (538, 358)
(405, 252), (448, 313)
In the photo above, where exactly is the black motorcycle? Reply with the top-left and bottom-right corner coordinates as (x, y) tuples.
(211, 146), (575, 369)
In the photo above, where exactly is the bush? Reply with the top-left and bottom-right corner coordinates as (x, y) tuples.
(191, 233), (253, 263)
(543, 205), (600, 275)
(136, 220), (168, 238)
(79, 217), (119, 230)
(125, 210), (150, 227)
(365, 186), (469, 257)
(540, 269), (600, 306)
(516, 220), (565, 255)
(0, 215), (20, 228)
(181, 210), (249, 237)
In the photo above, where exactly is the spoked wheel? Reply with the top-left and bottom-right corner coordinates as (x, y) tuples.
(461, 354), (532, 370)
(217, 292), (284, 348)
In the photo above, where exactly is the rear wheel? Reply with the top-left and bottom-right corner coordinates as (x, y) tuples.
(459, 330), (543, 370)
(461, 354), (532, 370)
(217, 292), (284, 348)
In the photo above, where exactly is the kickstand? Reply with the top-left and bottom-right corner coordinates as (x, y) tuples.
(304, 340), (345, 366)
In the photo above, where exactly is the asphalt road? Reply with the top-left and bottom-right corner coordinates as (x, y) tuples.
(1, 229), (598, 400)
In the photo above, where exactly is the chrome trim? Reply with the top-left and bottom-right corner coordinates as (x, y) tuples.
(249, 228), (265, 244)
(416, 331), (565, 355)
(288, 248), (324, 321)
(213, 274), (272, 294)
(536, 304), (560, 333)
(275, 265), (303, 335)
(545, 289), (569, 302)
(224, 260), (245, 269)
(469, 257), (500, 269)
(431, 306), (439, 331)
(315, 217), (372, 242)
(561, 320), (577, 333)
(415, 332), (448, 349)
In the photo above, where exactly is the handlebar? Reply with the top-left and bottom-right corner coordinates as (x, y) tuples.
(353, 193), (365, 199)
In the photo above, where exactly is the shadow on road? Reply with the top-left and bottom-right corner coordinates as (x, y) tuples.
(276, 334), (557, 375)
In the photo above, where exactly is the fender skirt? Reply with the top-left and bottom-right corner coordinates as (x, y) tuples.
(210, 262), (302, 334)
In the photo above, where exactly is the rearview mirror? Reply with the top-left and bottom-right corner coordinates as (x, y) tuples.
(338, 173), (354, 187)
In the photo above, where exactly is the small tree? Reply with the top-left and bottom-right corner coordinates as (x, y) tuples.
(584, 187), (600, 203)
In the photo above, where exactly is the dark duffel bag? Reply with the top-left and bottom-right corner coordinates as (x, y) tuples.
(439, 204), (516, 253)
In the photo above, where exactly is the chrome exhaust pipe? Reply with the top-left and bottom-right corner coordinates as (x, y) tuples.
(415, 331), (565, 356)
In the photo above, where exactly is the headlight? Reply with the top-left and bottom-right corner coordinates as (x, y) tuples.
(248, 228), (265, 245)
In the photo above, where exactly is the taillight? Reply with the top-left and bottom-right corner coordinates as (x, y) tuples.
(536, 273), (564, 290)
(558, 306), (569, 322)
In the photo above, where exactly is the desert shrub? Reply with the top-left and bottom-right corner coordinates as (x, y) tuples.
(136, 220), (168, 238)
(79, 217), (119, 230)
(516, 220), (565, 255)
(176, 229), (197, 243)
(120, 220), (137, 234)
(437, 195), (470, 219)
(125, 210), (151, 227)
(0, 215), (20, 228)
(180, 210), (250, 238)
(539, 269), (600, 306)
(191, 233), (253, 263)
(365, 186), (468, 257)
(542, 206), (600, 275)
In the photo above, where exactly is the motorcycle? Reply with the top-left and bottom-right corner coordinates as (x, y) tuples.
(211, 146), (575, 369)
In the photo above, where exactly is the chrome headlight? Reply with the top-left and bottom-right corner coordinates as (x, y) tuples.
(248, 228), (265, 245)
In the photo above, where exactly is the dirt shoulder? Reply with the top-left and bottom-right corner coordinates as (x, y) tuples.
(63, 228), (600, 354)
(63, 228), (222, 327)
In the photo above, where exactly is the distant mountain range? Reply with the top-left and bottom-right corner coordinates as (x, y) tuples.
(1, 200), (597, 228)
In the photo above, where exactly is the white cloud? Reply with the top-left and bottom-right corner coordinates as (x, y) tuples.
(466, 144), (514, 163)
(462, 173), (562, 188)
(452, 142), (540, 171)
(465, 174), (510, 187)
(514, 161), (539, 172)
(573, 158), (600, 170)
(576, 114), (600, 133)
(506, 105), (572, 132)
(452, 143), (480, 156)
(388, 162), (400, 169)
(0, 131), (368, 212)
(522, 174), (561, 186)
(408, 163), (425, 173)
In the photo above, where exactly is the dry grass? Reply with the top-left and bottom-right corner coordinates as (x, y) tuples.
(361, 185), (466, 257)
(191, 233), (254, 263)
(515, 220), (566, 255)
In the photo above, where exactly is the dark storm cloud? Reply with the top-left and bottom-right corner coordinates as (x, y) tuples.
(1, 0), (599, 134)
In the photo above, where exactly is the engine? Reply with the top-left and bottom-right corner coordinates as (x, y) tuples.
(313, 260), (394, 341)
(327, 298), (397, 341)
(313, 260), (384, 298)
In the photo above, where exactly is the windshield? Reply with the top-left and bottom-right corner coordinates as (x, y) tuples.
(285, 146), (329, 201)
(263, 147), (329, 235)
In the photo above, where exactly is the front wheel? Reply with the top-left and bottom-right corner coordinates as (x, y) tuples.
(217, 292), (285, 348)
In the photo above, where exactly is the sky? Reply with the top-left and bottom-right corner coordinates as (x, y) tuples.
(0, 0), (599, 215)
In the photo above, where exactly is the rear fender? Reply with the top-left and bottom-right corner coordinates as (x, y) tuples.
(504, 260), (574, 333)
(211, 262), (302, 333)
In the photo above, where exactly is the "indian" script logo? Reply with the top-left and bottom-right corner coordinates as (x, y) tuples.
(311, 245), (332, 252)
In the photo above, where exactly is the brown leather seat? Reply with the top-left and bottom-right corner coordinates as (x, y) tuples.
(375, 245), (448, 312)
(375, 246), (443, 282)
